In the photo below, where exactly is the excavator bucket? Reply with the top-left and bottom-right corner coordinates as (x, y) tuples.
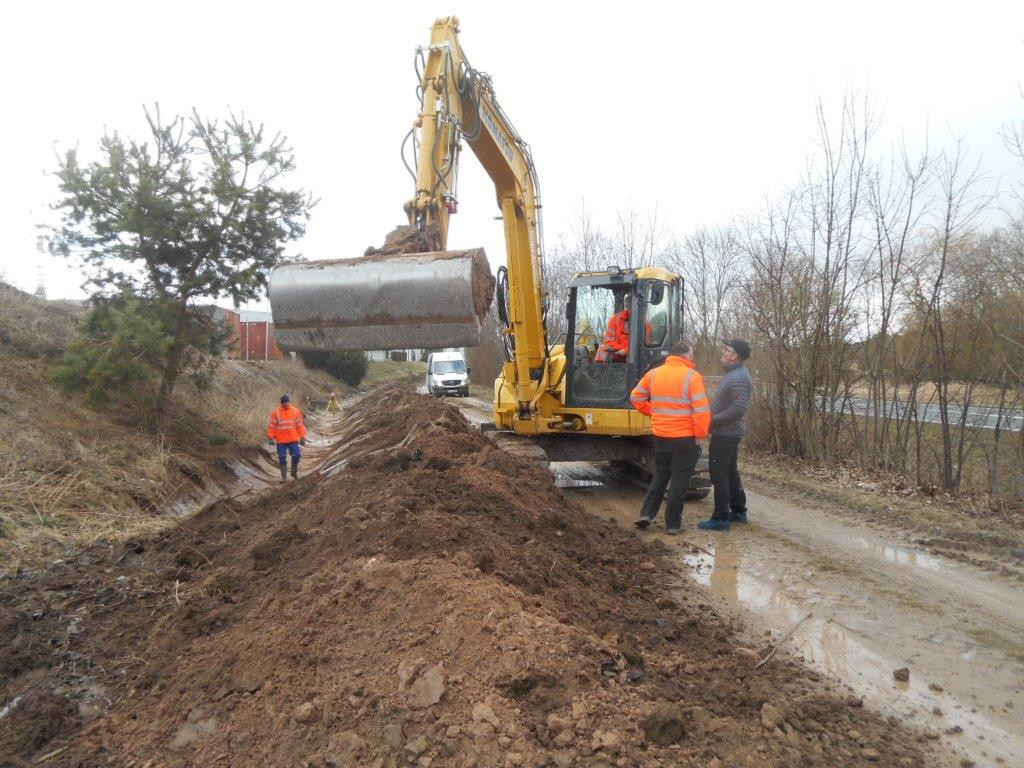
(269, 249), (494, 352)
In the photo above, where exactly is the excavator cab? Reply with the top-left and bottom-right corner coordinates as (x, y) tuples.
(565, 268), (683, 409)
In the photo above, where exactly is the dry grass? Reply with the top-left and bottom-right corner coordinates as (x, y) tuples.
(0, 357), (343, 568)
(0, 356), (321, 570)
(0, 455), (175, 571)
(0, 289), (344, 570)
(362, 360), (426, 387)
(0, 283), (433, 571)
(0, 347), (204, 569)
(743, 451), (1024, 554)
(193, 358), (345, 443)
(468, 383), (493, 399)
(0, 281), (82, 357)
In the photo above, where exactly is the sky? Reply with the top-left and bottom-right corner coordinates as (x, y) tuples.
(1, 0), (1022, 309)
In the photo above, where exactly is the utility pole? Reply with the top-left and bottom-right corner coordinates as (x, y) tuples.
(33, 235), (48, 299)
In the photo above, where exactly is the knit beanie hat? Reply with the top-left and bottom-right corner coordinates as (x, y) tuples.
(727, 339), (751, 360)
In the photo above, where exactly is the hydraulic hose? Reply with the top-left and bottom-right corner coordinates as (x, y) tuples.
(496, 266), (515, 360)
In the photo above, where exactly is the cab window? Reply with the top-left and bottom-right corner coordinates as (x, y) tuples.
(644, 281), (669, 348)
(568, 284), (631, 404)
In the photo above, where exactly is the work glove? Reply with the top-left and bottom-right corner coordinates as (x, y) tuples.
(299, 437), (307, 446)
(267, 438), (275, 445)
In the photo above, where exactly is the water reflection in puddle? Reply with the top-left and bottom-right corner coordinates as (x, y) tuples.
(556, 476), (603, 488)
(851, 538), (945, 572)
(681, 541), (1022, 767)
(552, 463), (605, 489)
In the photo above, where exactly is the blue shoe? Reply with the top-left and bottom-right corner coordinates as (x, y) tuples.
(729, 511), (748, 524)
(698, 518), (731, 532)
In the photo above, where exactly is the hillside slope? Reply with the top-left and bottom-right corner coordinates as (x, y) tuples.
(0, 283), (343, 569)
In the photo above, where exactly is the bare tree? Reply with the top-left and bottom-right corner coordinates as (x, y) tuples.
(613, 204), (667, 269)
(860, 140), (933, 472)
(663, 226), (742, 363)
(915, 141), (991, 490)
(738, 192), (803, 454)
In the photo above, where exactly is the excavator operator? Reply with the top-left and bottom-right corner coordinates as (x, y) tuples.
(595, 293), (632, 363)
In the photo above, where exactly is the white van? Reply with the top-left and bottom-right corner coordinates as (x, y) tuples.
(426, 351), (470, 397)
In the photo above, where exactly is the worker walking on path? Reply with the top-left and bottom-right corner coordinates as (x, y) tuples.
(698, 340), (753, 531)
(629, 341), (711, 533)
(267, 395), (307, 481)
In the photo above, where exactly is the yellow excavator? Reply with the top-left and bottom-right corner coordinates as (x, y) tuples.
(269, 16), (709, 496)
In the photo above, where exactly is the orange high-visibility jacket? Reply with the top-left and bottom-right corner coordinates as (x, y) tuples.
(603, 309), (630, 352)
(595, 309), (631, 362)
(267, 404), (307, 443)
(629, 356), (711, 439)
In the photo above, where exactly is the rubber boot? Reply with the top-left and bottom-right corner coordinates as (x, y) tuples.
(290, 458), (299, 480)
(279, 464), (287, 482)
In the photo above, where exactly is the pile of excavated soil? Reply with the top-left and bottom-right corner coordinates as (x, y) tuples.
(1, 390), (936, 768)
(364, 224), (442, 257)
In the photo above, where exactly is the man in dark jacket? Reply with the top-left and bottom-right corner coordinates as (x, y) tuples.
(698, 339), (753, 531)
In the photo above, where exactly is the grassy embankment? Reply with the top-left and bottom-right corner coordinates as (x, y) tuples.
(359, 359), (425, 387)
(743, 445), (1024, 577)
(0, 284), (412, 570)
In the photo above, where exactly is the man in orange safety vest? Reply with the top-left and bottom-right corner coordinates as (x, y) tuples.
(629, 341), (711, 533)
(267, 394), (307, 481)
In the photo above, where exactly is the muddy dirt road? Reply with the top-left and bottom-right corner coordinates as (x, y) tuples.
(449, 396), (1024, 768)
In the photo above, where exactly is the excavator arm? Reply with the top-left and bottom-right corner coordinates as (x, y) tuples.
(270, 16), (551, 413)
(406, 16), (549, 410)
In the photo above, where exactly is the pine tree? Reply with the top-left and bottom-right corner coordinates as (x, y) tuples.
(52, 106), (316, 432)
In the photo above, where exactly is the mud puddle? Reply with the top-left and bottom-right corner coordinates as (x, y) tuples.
(682, 539), (1023, 767)
(553, 463), (605, 488)
(563, 466), (1024, 768)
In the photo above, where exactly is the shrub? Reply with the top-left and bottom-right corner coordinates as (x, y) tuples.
(298, 350), (368, 387)
(49, 295), (169, 405)
(49, 293), (226, 407)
